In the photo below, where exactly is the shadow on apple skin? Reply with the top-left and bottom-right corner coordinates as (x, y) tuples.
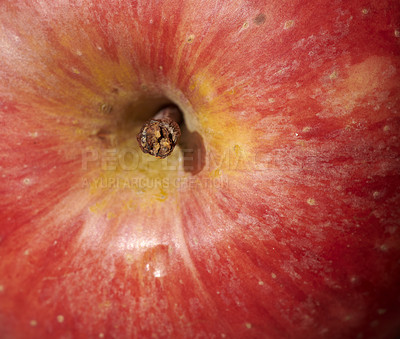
(118, 95), (175, 134)
(179, 127), (206, 175)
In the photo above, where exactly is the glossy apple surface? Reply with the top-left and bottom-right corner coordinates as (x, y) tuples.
(1, 0), (400, 338)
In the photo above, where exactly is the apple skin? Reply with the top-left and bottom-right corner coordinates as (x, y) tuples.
(0, 0), (400, 338)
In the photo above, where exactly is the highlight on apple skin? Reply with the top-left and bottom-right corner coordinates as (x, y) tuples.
(0, 0), (400, 338)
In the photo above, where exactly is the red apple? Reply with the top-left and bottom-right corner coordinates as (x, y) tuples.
(1, 0), (400, 338)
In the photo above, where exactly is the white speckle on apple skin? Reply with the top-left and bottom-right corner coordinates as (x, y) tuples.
(361, 8), (369, 15)
(22, 177), (31, 185)
(395, 30), (400, 37)
(258, 280), (264, 286)
(28, 131), (38, 137)
(350, 276), (360, 285)
(153, 269), (162, 278)
(329, 70), (338, 80)
(379, 244), (388, 252)
(56, 315), (64, 323)
(307, 198), (316, 206)
(186, 34), (195, 44)
(386, 226), (398, 234)
(71, 67), (80, 74)
(23, 249), (30, 256)
(284, 20), (294, 30)
(377, 309), (386, 315)
(29, 320), (37, 327)
(245, 322), (252, 329)
(271, 273), (277, 279)
(98, 333), (105, 338)
(76, 50), (82, 56)
(344, 315), (352, 321)
(0, 285), (4, 293)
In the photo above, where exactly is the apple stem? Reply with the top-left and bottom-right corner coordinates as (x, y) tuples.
(136, 105), (183, 158)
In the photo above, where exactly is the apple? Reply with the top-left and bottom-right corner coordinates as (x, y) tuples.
(1, 0), (400, 338)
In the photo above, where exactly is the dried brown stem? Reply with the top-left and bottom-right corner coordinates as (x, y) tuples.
(136, 105), (183, 158)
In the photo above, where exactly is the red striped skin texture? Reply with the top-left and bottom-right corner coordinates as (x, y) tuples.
(0, 0), (400, 338)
